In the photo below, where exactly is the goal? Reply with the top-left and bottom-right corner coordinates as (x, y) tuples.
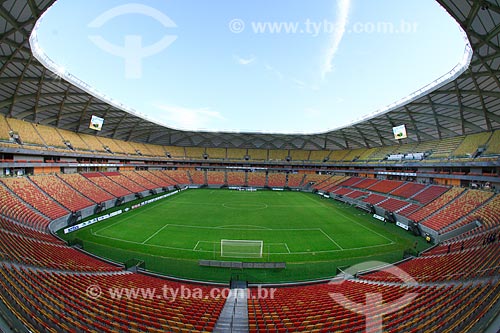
(220, 239), (263, 258)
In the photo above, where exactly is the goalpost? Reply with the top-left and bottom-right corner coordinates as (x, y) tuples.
(220, 239), (264, 258)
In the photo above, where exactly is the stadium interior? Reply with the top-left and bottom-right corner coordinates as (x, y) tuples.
(0, 0), (499, 332)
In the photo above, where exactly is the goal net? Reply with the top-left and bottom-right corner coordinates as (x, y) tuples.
(220, 239), (263, 258)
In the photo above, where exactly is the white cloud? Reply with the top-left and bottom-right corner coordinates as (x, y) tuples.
(154, 104), (225, 130)
(292, 78), (306, 87)
(264, 63), (284, 80)
(234, 55), (256, 65)
(321, 0), (351, 79)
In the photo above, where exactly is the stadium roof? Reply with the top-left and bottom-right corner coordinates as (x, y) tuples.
(0, 0), (499, 150)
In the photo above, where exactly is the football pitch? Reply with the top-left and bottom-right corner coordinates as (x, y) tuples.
(61, 189), (428, 283)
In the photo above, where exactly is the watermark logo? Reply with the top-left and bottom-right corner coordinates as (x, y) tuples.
(329, 261), (418, 333)
(228, 19), (245, 34)
(88, 3), (177, 79)
(228, 18), (418, 36)
(86, 284), (102, 299)
(85, 283), (276, 303)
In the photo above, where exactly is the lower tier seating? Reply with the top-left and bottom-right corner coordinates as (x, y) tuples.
(0, 264), (224, 333)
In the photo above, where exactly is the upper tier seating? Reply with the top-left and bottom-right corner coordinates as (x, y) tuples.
(57, 129), (91, 151)
(5, 118), (44, 145)
(144, 143), (165, 157)
(452, 132), (492, 157)
(268, 149), (289, 161)
(289, 149), (310, 161)
(0, 116), (12, 141)
(482, 129), (500, 156)
(185, 147), (205, 159)
(165, 146), (186, 158)
(79, 133), (107, 152)
(308, 150), (331, 162)
(96, 136), (126, 154)
(127, 141), (153, 156)
(247, 149), (268, 161)
(33, 123), (66, 148)
(226, 148), (247, 160)
(341, 148), (368, 162)
(206, 147), (226, 159)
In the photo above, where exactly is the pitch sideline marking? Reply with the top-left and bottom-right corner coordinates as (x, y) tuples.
(94, 193), (186, 235)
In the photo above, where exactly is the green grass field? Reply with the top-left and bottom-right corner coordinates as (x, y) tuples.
(60, 189), (429, 283)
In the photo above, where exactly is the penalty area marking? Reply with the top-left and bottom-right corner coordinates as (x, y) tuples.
(284, 243), (291, 254)
(91, 232), (394, 255)
(142, 224), (170, 244)
(215, 225), (271, 230)
(302, 193), (395, 245)
(317, 228), (344, 250)
(193, 240), (217, 251)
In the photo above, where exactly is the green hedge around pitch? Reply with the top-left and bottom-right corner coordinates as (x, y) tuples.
(60, 189), (428, 283)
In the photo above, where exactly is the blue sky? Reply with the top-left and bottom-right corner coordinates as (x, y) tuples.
(34, 0), (466, 134)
